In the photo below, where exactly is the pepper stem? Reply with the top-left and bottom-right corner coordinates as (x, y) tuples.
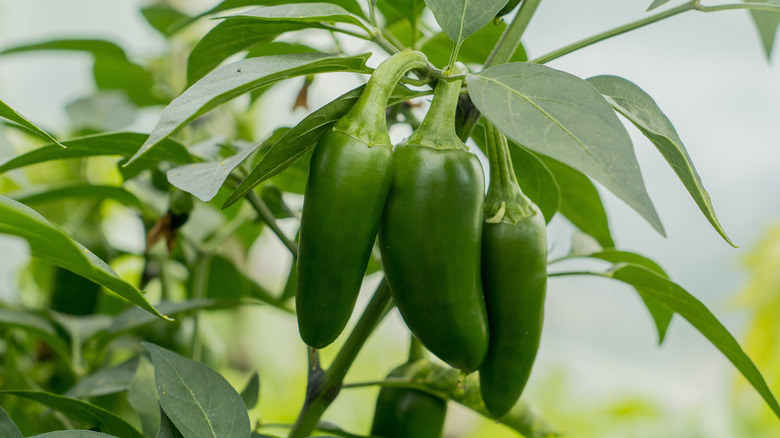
(406, 63), (468, 150)
(335, 50), (429, 147)
(484, 121), (538, 224)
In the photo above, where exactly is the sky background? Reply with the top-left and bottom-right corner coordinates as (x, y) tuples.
(0, 0), (779, 436)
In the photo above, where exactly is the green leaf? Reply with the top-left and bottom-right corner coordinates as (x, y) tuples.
(0, 132), (193, 178)
(377, 0), (425, 25)
(141, 5), (191, 36)
(195, 0), (366, 21)
(471, 124), (559, 223)
(240, 372), (260, 410)
(223, 83), (423, 208)
(0, 406), (23, 438)
(246, 42), (320, 58)
(646, 0), (670, 11)
(423, 0), (510, 51)
(144, 343), (252, 438)
(220, 3), (369, 31)
(168, 143), (260, 202)
(0, 39), (161, 106)
(467, 63), (665, 236)
(66, 92), (136, 132)
(0, 308), (70, 360)
(65, 357), (139, 399)
(539, 157), (615, 248)
(0, 196), (167, 320)
(587, 75), (734, 247)
(0, 391), (143, 438)
(186, 20), (311, 86)
(0, 99), (64, 148)
(89, 299), (226, 343)
(745, 0), (780, 58)
(130, 52), (371, 164)
(606, 264), (780, 420)
(10, 183), (143, 210)
(157, 408), (185, 438)
(584, 250), (673, 344)
(421, 20), (527, 68)
(31, 432), (119, 438)
(190, 255), (276, 303)
(127, 356), (161, 438)
(392, 360), (560, 437)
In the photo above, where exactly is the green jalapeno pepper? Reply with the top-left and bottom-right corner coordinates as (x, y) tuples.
(296, 51), (429, 349)
(379, 64), (489, 372)
(479, 121), (547, 418)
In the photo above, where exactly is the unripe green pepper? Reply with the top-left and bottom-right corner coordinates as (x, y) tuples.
(371, 339), (447, 438)
(379, 64), (489, 372)
(478, 121), (547, 418)
(296, 51), (429, 349)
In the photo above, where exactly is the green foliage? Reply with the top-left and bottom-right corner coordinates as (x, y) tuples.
(1, 1), (779, 437)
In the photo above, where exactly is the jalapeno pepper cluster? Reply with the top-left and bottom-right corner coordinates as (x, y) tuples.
(297, 50), (548, 423)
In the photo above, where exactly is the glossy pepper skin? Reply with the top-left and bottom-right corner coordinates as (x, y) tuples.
(370, 373), (447, 438)
(371, 340), (447, 438)
(478, 122), (548, 418)
(379, 65), (489, 372)
(296, 51), (429, 349)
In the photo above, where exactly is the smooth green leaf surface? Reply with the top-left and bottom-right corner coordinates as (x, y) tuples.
(468, 63), (665, 236)
(0, 391), (143, 438)
(746, 0), (780, 58)
(141, 5), (191, 35)
(0, 132), (192, 178)
(131, 52), (371, 164)
(540, 157), (615, 248)
(424, 0), (510, 49)
(0, 196), (166, 320)
(421, 21), (527, 68)
(240, 372), (260, 409)
(392, 360), (559, 437)
(167, 143), (260, 202)
(471, 124), (559, 222)
(145, 343), (251, 438)
(186, 20), (311, 85)
(157, 408), (185, 438)
(127, 356), (161, 438)
(0, 39), (161, 106)
(31, 432), (119, 438)
(220, 3), (368, 31)
(0, 406), (23, 438)
(194, 0), (365, 21)
(0, 99), (64, 147)
(647, 0), (670, 11)
(587, 75), (734, 246)
(65, 357), (139, 398)
(378, 0), (424, 25)
(587, 250), (673, 343)
(224, 83), (423, 207)
(11, 184), (143, 210)
(607, 264), (780, 420)
(0, 308), (70, 360)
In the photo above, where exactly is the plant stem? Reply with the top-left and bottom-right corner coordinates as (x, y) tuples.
(531, 2), (696, 64)
(287, 279), (393, 438)
(245, 190), (299, 258)
(456, 0), (542, 142)
(697, 2), (780, 13)
(484, 0), (543, 68)
(190, 254), (211, 362)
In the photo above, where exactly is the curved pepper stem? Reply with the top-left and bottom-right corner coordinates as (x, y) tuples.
(484, 121), (538, 224)
(406, 63), (468, 150)
(335, 50), (429, 147)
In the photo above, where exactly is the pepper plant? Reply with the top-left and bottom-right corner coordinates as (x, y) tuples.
(0, 0), (779, 437)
